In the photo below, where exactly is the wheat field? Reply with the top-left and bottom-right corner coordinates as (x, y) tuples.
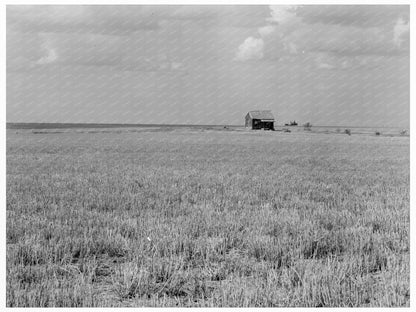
(6, 127), (409, 307)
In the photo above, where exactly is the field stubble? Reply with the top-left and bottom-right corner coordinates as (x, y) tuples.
(6, 128), (409, 307)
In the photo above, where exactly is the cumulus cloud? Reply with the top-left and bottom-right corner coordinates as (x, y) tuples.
(268, 5), (299, 25)
(36, 41), (58, 65)
(235, 5), (409, 64)
(235, 37), (264, 61)
(7, 5), (409, 72)
(7, 5), (271, 70)
(7, 32), (59, 70)
(31, 32), (124, 68)
(36, 49), (57, 65)
(235, 5), (298, 61)
(393, 17), (410, 48)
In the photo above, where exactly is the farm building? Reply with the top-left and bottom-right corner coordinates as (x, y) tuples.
(245, 110), (275, 130)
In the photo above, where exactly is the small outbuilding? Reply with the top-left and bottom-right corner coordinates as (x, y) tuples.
(245, 110), (275, 130)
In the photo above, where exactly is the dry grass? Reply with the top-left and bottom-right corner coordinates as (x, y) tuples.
(6, 128), (409, 307)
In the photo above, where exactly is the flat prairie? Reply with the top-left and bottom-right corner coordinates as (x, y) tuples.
(6, 127), (409, 307)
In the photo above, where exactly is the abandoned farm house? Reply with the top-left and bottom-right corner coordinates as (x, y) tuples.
(245, 110), (275, 130)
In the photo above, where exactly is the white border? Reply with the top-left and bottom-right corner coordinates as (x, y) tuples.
(409, 2), (414, 310)
(2, 1), (414, 311)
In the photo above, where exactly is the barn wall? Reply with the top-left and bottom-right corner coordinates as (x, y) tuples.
(245, 114), (252, 128)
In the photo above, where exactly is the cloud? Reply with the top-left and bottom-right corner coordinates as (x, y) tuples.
(296, 5), (409, 28)
(36, 40), (58, 65)
(36, 48), (57, 65)
(7, 5), (271, 70)
(235, 5), (409, 63)
(310, 52), (391, 71)
(282, 23), (395, 56)
(7, 5), (270, 36)
(258, 25), (276, 37)
(7, 5), (409, 73)
(284, 42), (298, 55)
(31, 31), (185, 73)
(268, 5), (299, 25)
(33, 32), (123, 68)
(235, 37), (264, 61)
(393, 17), (410, 48)
(7, 5), (162, 35)
(169, 5), (270, 28)
(235, 5), (298, 61)
(317, 62), (335, 70)
(8, 6), (220, 72)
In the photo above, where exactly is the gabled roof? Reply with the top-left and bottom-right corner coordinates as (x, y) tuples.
(247, 110), (275, 121)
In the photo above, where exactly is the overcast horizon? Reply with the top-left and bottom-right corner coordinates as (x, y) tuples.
(7, 5), (410, 127)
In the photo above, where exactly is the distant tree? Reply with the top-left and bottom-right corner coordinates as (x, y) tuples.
(400, 130), (407, 136)
(303, 122), (312, 131)
(375, 131), (381, 136)
(345, 129), (351, 136)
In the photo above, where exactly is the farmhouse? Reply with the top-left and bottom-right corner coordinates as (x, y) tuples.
(245, 110), (275, 130)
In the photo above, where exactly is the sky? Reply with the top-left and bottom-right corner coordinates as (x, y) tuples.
(6, 5), (410, 127)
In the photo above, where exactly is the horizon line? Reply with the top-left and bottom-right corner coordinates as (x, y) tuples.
(6, 122), (409, 129)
